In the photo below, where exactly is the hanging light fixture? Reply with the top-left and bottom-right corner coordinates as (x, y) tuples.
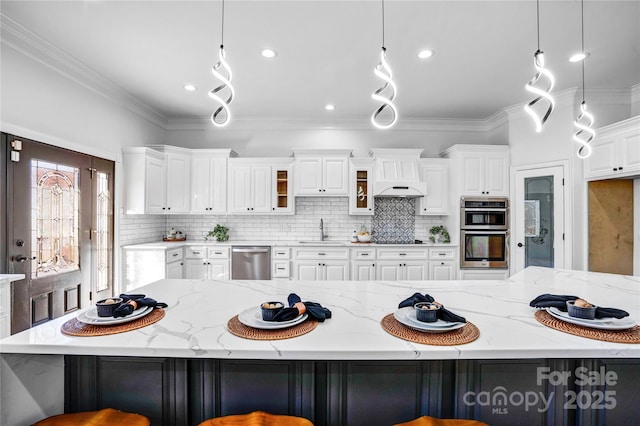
(573, 0), (595, 159)
(371, 0), (397, 129)
(524, 0), (555, 133)
(209, 0), (234, 127)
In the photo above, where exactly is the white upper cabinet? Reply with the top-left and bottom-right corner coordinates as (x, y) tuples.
(349, 158), (374, 215)
(584, 116), (640, 180)
(292, 149), (352, 196)
(417, 158), (449, 216)
(442, 145), (509, 197)
(190, 150), (235, 214)
(228, 160), (272, 213)
(144, 150), (166, 214)
(123, 146), (190, 214)
(164, 149), (191, 213)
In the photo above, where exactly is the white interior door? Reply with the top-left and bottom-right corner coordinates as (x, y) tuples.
(512, 165), (565, 274)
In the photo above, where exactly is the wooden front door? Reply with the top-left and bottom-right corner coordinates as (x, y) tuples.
(5, 134), (113, 334)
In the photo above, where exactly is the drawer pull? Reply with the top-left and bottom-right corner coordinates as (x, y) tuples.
(277, 267), (286, 270)
(214, 251), (222, 255)
(172, 253), (179, 257)
(318, 253), (326, 256)
(399, 253), (407, 256)
(192, 251), (201, 255)
(277, 252), (286, 255)
(438, 253), (446, 256)
(361, 253), (369, 256)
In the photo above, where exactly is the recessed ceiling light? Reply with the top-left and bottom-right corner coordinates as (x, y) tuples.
(261, 49), (277, 58)
(325, 104), (336, 111)
(417, 49), (434, 59)
(184, 84), (197, 91)
(569, 52), (590, 62)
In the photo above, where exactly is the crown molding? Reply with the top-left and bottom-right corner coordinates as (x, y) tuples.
(165, 115), (507, 133)
(1, 12), (167, 129)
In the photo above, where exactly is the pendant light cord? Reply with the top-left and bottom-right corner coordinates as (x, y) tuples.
(536, 0), (540, 50)
(220, 0), (225, 47)
(581, 0), (586, 103)
(381, 0), (386, 48)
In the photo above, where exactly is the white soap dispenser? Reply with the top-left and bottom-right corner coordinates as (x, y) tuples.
(351, 230), (358, 243)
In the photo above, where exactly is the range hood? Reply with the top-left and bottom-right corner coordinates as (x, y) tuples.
(369, 149), (427, 198)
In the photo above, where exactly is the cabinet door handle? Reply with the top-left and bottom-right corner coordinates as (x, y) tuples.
(619, 166), (624, 170)
(172, 253), (179, 257)
(613, 168), (618, 171)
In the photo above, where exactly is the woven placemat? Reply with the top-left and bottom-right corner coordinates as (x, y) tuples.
(227, 315), (318, 340)
(380, 314), (480, 346)
(61, 308), (165, 337)
(534, 310), (640, 344)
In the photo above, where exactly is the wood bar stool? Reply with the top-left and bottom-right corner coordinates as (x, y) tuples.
(394, 416), (489, 426)
(198, 411), (313, 426)
(32, 408), (150, 426)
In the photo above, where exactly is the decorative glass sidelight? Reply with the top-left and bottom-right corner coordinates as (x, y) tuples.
(31, 160), (80, 278)
(95, 171), (112, 292)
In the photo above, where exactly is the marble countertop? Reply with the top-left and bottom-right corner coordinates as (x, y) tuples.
(122, 240), (457, 249)
(1, 267), (638, 360)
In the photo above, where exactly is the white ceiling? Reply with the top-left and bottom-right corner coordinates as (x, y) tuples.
(2, 0), (639, 124)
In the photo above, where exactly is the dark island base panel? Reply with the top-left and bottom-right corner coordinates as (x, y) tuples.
(64, 356), (640, 426)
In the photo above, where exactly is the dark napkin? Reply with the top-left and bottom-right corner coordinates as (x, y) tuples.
(398, 292), (466, 323)
(113, 293), (168, 318)
(529, 293), (629, 319)
(272, 293), (332, 323)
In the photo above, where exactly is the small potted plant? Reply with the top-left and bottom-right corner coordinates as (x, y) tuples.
(428, 225), (450, 244)
(206, 224), (229, 242)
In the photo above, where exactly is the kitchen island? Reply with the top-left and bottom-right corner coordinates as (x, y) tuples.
(1, 267), (639, 425)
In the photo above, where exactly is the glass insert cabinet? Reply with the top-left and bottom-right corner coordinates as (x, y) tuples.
(349, 159), (373, 215)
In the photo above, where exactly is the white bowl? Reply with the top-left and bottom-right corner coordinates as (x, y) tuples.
(357, 234), (371, 243)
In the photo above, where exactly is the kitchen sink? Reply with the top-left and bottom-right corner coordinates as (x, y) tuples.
(298, 241), (345, 246)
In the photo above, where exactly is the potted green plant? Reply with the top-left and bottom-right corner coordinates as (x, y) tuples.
(206, 224), (229, 242)
(428, 225), (450, 243)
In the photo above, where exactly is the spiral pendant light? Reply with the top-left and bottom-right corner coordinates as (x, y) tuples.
(209, 0), (234, 127)
(524, 0), (555, 133)
(371, 0), (398, 129)
(573, 0), (595, 158)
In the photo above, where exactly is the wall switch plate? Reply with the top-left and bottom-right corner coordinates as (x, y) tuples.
(10, 151), (20, 162)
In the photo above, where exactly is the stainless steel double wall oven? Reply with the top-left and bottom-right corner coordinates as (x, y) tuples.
(460, 197), (509, 269)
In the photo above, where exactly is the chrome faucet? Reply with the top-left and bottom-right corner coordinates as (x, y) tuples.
(320, 218), (327, 241)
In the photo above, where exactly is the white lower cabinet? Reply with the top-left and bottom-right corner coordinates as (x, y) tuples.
(351, 261), (376, 281)
(272, 246), (291, 278)
(293, 261), (349, 280)
(184, 246), (230, 280)
(427, 247), (457, 280)
(165, 247), (184, 279)
(429, 261), (456, 280)
(376, 261), (428, 280)
(292, 247), (350, 280)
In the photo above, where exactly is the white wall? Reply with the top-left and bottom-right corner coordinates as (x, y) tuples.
(165, 119), (495, 158)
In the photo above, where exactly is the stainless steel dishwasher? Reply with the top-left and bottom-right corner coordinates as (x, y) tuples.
(231, 246), (271, 280)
